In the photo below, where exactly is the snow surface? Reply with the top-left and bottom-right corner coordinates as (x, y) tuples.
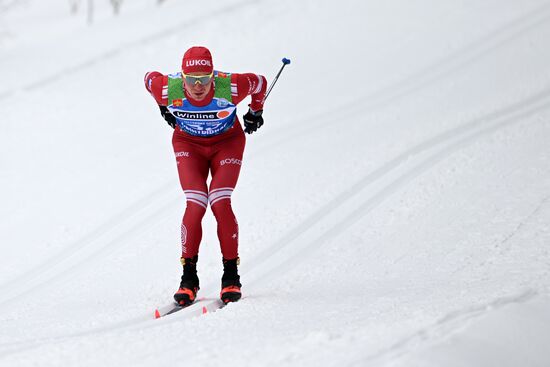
(1, 0), (550, 366)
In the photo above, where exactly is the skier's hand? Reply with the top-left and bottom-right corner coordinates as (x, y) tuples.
(243, 108), (264, 134)
(159, 105), (176, 129)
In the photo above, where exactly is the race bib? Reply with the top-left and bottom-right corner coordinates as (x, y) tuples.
(168, 97), (237, 137)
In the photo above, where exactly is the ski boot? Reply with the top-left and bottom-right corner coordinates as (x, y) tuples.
(220, 257), (242, 304)
(174, 255), (200, 306)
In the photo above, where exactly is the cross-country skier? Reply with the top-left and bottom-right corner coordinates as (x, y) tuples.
(144, 46), (266, 305)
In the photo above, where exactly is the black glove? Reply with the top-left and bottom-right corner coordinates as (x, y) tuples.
(243, 109), (264, 134)
(159, 105), (176, 129)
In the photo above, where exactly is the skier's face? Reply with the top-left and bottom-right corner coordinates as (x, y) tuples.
(183, 72), (213, 101)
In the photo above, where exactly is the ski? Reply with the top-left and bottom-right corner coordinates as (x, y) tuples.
(154, 301), (196, 319)
(154, 296), (242, 319)
(199, 299), (233, 314)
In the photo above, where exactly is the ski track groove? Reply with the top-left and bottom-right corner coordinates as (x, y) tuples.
(2, 0), (547, 308)
(450, 194), (550, 277)
(245, 90), (550, 290)
(1, 80), (549, 361)
(0, 184), (178, 307)
(496, 194), (550, 249)
(245, 86), (550, 287)
(354, 290), (539, 367)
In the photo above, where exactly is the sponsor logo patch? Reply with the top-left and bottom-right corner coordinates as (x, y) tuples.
(220, 158), (242, 166)
(173, 111), (217, 120)
(173, 99), (183, 107)
(217, 110), (230, 118)
(185, 59), (212, 67)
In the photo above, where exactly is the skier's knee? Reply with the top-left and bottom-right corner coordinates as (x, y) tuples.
(208, 188), (233, 209)
(184, 189), (208, 211)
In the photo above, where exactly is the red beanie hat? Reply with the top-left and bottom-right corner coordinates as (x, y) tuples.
(182, 46), (213, 74)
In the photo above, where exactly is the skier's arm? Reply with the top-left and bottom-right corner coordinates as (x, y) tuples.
(234, 73), (267, 112)
(144, 71), (168, 106)
(233, 73), (267, 134)
(144, 71), (175, 128)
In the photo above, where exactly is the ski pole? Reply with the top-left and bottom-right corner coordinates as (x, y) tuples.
(262, 57), (291, 104)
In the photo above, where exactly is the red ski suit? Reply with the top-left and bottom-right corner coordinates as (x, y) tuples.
(145, 71), (266, 260)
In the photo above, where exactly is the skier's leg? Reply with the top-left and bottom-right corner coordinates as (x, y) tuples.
(172, 136), (209, 259)
(172, 136), (209, 305)
(209, 132), (245, 303)
(208, 132), (245, 260)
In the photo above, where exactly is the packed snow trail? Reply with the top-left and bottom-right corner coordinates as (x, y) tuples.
(1, 1), (550, 366)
